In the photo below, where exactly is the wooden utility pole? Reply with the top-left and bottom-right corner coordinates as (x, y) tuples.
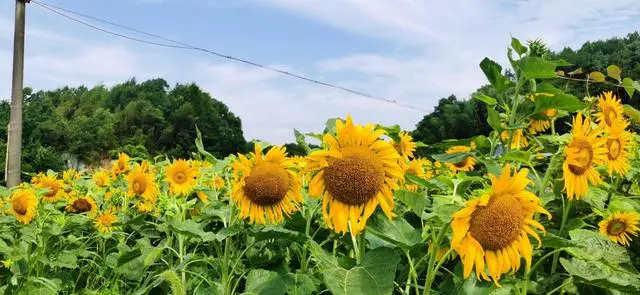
(6, 0), (29, 187)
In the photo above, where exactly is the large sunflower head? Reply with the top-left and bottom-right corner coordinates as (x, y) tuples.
(604, 119), (632, 176)
(563, 113), (607, 200)
(599, 211), (639, 247)
(34, 174), (66, 203)
(111, 153), (130, 176)
(393, 131), (417, 159)
(232, 144), (303, 224)
(165, 159), (198, 197)
(445, 145), (476, 173)
(92, 170), (111, 188)
(9, 189), (38, 224)
(65, 196), (98, 218)
(94, 210), (118, 234)
(306, 115), (403, 235)
(127, 165), (159, 203)
(500, 128), (529, 150)
(595, 91), (624, 130)
(451, 165), (551, 285)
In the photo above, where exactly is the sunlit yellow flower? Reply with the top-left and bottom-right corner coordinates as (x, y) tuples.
(529, 109), (557, 134)
(451, 165), (551, 285)
(93, 170), (111, 188)
(127, 165), (159, 203)
(393, 131), (417, 159)
(137, 201), (155, 213)
(404, 158), (428, 192)
(445, 145), (476, 173)
(9, 189), (38, 224)
(306, 115), (403, 235)
(65, 196), (98, 217)
(595, 91), (624, 130)
(563, 113), (607, 200)
(501, 129), (529, 150)
(604, 119), (632, 176)
(599, 212), (639, 247)
(165, 159), (198, 196)
(34, 174), (66, 203)
(63, 169), (80, 183)
(94, 211), (118, 234)
(232, 144), (303, 224)
(214, 176), (225, 190)
(111, 152), (130, 176)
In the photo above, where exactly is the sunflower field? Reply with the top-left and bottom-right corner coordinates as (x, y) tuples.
(2, 38), (640, 295)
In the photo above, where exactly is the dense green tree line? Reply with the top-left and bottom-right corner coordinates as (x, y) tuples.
(412, 32), (640, 145)
(0, 78), (247, 182)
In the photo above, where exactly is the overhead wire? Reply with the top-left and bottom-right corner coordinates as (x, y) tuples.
(30, 0), (429, 112)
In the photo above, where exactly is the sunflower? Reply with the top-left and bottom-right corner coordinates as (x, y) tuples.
(451, 165), (551, 285)
(393, 131), (417, 159)
(599, 212), (639, 247)
(404, 158), (428, 192)
(595, 91), (624, 130)
(232, 144), (303, 224)
(65, 196), (98, 217)
(563, 113), (607, 200)
(94, 211), (118, 234)
(93, 170), (111, 188)
(214, 176), (225, 190)
(306, 115), (403, 235)
(604, 119), (632, 176)
(165, 159), (198, 196)
(529, 109), (557, 134)
(111, 152), (130, 176)
(63, 169), (80, 183)
(9, 189), (38, 224)
(137, 201), (155, 213)
(34, 174), (66, 203)
(127, 166), (159, 203)
(445, 145), (476, 173)
(501, 128), (529, 150)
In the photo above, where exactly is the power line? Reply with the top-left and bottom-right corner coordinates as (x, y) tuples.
(31, 0), (429, 112)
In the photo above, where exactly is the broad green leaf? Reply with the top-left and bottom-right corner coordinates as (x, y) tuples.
(250, 226), (307, 243)
(589, 71), (606, 82)
(487, 107), (502, 131)
(283, 273), (316, 295)
(541, 233), (578, 249)
(565, 218), (588, 232)
(395, 189), (429, 215)
(568, 229), (629, 264)
(48, 252), (77, 269)
(324, 118), (339, 134)
(608, 195), (640, 212)
(216, 225), (243, 241)
(511, 37), (527, 55)
(194, 125), (217, 162)
(560, 258), (640, 292)
(532, 83), (584, 113)
(169, 220), (217, 242)
(623, 104), (640, 124)
(245, 269), (286, 295)
(519, 56), (557, 79)
(622, 78), (635, 97)
(473, 94), (497, 106)
(293, 129), (311, 154)
(405, 173), (438, 190)
(311, 244), (400, 295)
(367, 213), (422, 250)
(502, 150), (531, 164)
(582, 187), (608, 211)
(117, 249), (142, 267)
(431, 152), (471, 164)
(480, 58), (511, 93)
(606, 65), (622, 81)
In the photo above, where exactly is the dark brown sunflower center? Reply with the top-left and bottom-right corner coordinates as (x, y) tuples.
(469, 195), (525, 251)
(13, 199), (28, 215)
(244, 162), (290, 206)
(73, 199), (92, 212)
(323, 147), (385, 206)
(568, 139), (593, 176)
(173, 172), (186, 184)
(607, 139), (621, 160)
(605, 107), (617, 126)
(607, 219), (626, 235)
(133, 179), (147, 195)
(44, 184), (58, 198)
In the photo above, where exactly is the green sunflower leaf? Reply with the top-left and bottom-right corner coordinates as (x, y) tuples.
(245, 269), (286, 295)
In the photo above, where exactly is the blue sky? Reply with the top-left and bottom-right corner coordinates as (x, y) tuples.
(1, 0), (640, 144)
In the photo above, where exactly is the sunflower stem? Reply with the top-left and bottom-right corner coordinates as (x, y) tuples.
(404, 249), (420, 295)
(348, 221), (362, 264)
(523, 248), (566, 294)
(507, 75), (526, 153)
(551, 199), (572, 274)
(422, 223), (449, 295)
